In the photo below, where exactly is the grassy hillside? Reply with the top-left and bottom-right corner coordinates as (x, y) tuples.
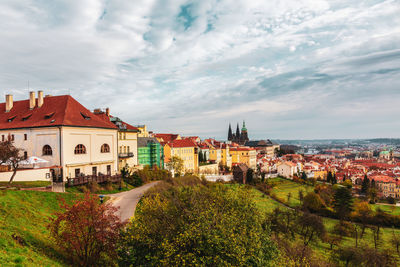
(0, 190), (79, 266)
(230, 182), (400, 263)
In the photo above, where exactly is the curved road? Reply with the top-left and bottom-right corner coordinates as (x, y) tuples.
(109, 181), (159, 222)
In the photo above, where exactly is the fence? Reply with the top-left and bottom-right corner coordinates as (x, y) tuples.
(67, 174), (121, 187)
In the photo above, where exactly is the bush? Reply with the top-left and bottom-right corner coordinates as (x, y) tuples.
(124, 173), (143, 187)
(49, 193), (125, 266)
(302, 192), (325, 213)
(87, 181), (100, 193)
(333, 221), (355, 237)
(118, 184), (277, 266)
(387, 196), (396, 205)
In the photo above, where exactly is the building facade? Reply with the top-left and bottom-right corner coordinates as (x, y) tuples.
(0, 91), (118, 181)
(137, 137), (164, 168)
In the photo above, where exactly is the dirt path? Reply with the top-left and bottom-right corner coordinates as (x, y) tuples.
(108, 181), (159, 222)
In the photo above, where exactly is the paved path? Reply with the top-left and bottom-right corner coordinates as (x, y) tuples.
(109, 181), (159, 222)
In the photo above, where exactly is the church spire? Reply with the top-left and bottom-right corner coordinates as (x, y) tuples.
(228, 123), (233, 141)
(242, 120), (247, 131)
(236, 123), (240, 139)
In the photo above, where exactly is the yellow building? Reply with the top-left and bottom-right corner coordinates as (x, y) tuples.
(229, 147), (257, 169)
(137, 125), (149, 137)
(93, 110), (139, 170)
(221, 144), (232, 168)
(208, 145), (221, 164)
(164, 139), (199, 173)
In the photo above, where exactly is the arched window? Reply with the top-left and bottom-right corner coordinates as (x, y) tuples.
(74, 144), (86, 154)
(101, 144), (110, 153)
(43, 145), (52, 156)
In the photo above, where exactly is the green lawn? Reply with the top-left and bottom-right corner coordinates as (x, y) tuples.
(0, 181), (51, 188)
(268, 177), (314, 207)
(239, 181), (400, 262)
(0, 190), (80, 266)
(371, 203), (400, 215)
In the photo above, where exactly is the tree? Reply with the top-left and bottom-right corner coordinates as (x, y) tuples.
(199, 150), (204, 163)
(327, 171), (333, 184)
(351, 202), (372, 238)
(391, 228), (400, 255)
(0, 140), (25, 184)
(166, 156), (184, 177)
(301, 171), (307, 181)
(332, 246), (363, 267)
(296, 212), (325, 247)
(298, 189), (304, 204)
(287, 192), (292, 203)
(246, 168), (254, 184)
(302, 192), (325, 213)
(361, 174), (370, 194)
(333, 186), (353, 220)
(332, 173), (337, 184)
(368, 187), (378, 204)
(118, 184), (277, 266)
(323, 234), (342, 250)
(48, 193), (125, 266)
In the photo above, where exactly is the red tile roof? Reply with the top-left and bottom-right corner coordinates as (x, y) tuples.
(154, 133), (180, 143)
(0, 95), (117, 130)
(169, 139), (198, 148)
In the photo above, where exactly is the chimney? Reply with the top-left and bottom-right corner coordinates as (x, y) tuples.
(37, 90), (44, 108)
(5, 94), (13, 112)
(29, 91), (36, 109)
(106, 107), (110, 117)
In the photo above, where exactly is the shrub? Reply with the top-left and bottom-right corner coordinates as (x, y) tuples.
(49, 193), (125, 266)
(333, 221), (355, 237)
(302, 192), (325, 213)
(118, 184), (277, 266)
(87, 181), (100, 193)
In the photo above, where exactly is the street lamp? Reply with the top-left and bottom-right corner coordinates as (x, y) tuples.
(99, 195), (105, 204)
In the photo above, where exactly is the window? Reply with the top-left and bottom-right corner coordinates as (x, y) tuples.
(43, 145), (52, 156)
(22, 113), (32, 121)
(92, 166), (97, 176)
(80, 112), (91, 120)
(24, 134), (27, 140)
(24, 151), (27, 160)
(107, 165), (111, 175)
(74, 144), (86, 154)
(101, 144), (110, 153)
(44, 112), (55, 119)
(75, 168), (81, 178)
(11, 134), (14, 141)
(7, 116), (16, 122)
(1, 135), (4, 142)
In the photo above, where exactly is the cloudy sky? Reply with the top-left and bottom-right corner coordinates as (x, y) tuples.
(0, 0), (399, 140)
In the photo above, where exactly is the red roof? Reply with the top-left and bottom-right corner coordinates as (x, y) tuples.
(154, 133), (180, 143)
(169, 139), (197, 148)
(0, 95), (117, 130)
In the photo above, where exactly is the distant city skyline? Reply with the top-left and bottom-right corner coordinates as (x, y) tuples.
(0, 0), (399, 140)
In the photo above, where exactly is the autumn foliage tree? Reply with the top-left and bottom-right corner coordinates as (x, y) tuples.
(0, 140), (25, 184)
(48, 193), (125, 266)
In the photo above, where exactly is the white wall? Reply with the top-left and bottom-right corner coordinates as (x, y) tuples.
(62, 127), (118, 179)
(0, 127), (61, 167)
(0, 168), (50, 182)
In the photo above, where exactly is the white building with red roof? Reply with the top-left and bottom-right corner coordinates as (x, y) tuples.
(0, 91), (118, 183)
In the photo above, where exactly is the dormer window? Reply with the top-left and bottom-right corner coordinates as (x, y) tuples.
(22, 113), (32, 121)
(80, 112), (91, 120)
(7, 116), (16, 122)
(44, 112), (55, 119)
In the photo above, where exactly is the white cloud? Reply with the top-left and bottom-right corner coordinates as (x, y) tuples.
(0, 0), (399, 139)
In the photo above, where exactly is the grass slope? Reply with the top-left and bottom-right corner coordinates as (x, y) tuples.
(230, 180), (400, 263)
(0, 190), (79, 266)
